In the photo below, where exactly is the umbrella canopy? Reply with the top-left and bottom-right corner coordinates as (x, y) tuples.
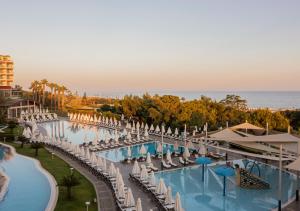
(155, 178), (167, 195)
(187, 140), (195, 149)
(155, 125), (160, 133)
(85, 149), (91, 160)
(156, 143), (162, 153)
(117, 183), (125, 199)
(102, 159), (107, 172)
(109, 162), (116, 177)
(136, 198), (142, 211)
(139, 144), (147, 156)
(183, 147), (190, 159)
(140, 165), (148, 181)
(198, 143), (207, 156)
(215, 165), (235, 196)
(165, 186), (174, 205)
(166, 149), (172, 162)
(132, 160), (141, 175)
(196, 157), (212, 165)
(161, 125), (165, 133)
(146, 152), (152, 164)
(90, 152), (97, 165)
(167, 127), (172, 135)
(127, 146), (132, 158)
(215, 166), (235, 177)
(174, 192), (184, 211)
(137, 130), (141, 141)
(174, 141), (179, 151)
(124, 188), (135, 207)
(174, 128), (179, 136)
(97, 157), (103, 169)
(145, 124), (149, 131)
(196, 157), (212, 182)
(144, 130), (149, 137)
(148, 171), (156, 187)
(150, 124), (154, 131)
(127, 132), (132, 140)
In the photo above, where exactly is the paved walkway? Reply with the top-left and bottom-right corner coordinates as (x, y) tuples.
(46, 147), (118, 211)
(284, 199), (300, 211)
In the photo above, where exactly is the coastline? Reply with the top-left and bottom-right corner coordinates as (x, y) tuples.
(0, 142), (58, 211)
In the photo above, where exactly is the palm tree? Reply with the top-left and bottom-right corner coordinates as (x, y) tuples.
(53, 84), (59, 111)
(48, 83), (56, 111)
(29, 80), (39, 101)
(31, 142), (43, 156)
(59, 174), (80, 199)
(18, 135), (29, 148)
(40, 79), (48, 106)
(60, 86), (68, 110)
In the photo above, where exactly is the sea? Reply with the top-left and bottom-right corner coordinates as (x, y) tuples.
(95, 91), (300, 110)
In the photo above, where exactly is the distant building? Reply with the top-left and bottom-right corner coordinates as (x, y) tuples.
(0, 55), (22, 98)
(0, 55), (14, 87)
(0, 99), (39, 120)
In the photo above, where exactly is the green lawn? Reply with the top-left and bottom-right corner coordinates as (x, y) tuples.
(5, 142), (98, 211)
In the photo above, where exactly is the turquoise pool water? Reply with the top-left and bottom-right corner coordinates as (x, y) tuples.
(155, 159), (298, 211)
(40, 120), (122, 145)
(97, 142), (183, 162)
(0, 147), (51, 211)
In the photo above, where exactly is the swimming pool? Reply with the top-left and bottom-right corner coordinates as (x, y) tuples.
(0, 146), (53, 211)
(40, 120), (123, 145)
(155, 159), (298, 211)
(97, 141), (183, 162)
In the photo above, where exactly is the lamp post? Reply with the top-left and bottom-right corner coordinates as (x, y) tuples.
(85, 201), (90, 211)
(161, 123), (165, 170)
(278, 144), (282, 211)
(70, 167), (74, 175)
(51, 152), (55, 160)
(184, 124), (187, 147)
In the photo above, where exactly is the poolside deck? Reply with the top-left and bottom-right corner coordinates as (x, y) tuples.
(40, 120), (300, 211)
(284, 200), (300, 211)
(46, 147), (118, 211)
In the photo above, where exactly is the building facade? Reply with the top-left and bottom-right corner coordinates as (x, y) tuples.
(0, 55), (14, 87)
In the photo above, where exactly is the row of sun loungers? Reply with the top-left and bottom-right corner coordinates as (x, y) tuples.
(43, 142), (139, 211)
(86, 137), (153, 152)
(129, 173), (171, 211)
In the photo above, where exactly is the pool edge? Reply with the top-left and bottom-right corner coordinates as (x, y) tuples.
(0, 142), (58, 211)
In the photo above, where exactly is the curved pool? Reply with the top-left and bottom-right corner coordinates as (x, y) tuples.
(0, 146), (53, 211)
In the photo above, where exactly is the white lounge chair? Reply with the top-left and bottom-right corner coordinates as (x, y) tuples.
(162, 160), (171, 168)
(148, 163), (159, 171)
(179, 157), (187, 165)
(167, 159), (178, 167)
(186, 158), (195, 164)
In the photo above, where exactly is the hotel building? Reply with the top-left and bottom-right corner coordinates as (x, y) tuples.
(0, 55), (14, 87)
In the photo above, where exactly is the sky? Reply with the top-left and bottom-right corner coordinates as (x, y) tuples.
(1, 0), (300, 95)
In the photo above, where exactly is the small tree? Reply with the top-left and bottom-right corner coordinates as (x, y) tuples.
(18, 135), (29, 148)
(31, 142), (43, 156)
(8, 121), (17, 134)
(59, 174), (80, 199)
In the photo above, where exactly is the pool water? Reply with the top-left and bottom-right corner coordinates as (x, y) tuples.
(40, 120), (184, 162)
(40, 120), (123, 145)
(0, 147), (51, 211)
(155, 159), (298, 211)
(97, 142), (184, 162)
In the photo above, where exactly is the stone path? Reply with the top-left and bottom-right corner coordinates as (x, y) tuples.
(46, 147), (118, 211)
(283, 199), (300, 211)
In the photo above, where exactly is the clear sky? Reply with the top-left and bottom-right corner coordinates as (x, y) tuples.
(1, 0), (300, 94)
